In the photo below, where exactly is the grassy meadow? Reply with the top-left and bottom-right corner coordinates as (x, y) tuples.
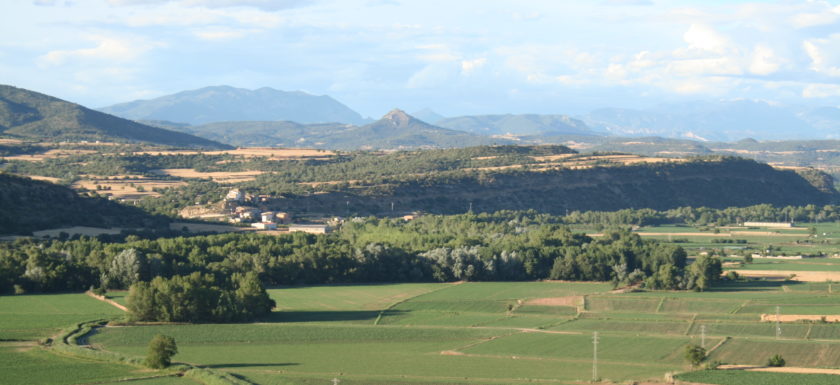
(85, 276), (840, 385)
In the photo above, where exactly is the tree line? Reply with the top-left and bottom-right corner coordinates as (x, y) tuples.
(0, 213), (722, 301)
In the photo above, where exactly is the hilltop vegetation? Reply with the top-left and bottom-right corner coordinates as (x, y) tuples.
(0, 85), (229, 148)
(254, 156), (837, 215)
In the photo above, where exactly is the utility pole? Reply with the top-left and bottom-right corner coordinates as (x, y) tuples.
(468, 201), (473, 212)
(592, 331), (599, 381)
(775, 306), (781, 340)
(700, 324), (706, 349)
(391, 201), (394, 212)
(331, 378), (340, 385)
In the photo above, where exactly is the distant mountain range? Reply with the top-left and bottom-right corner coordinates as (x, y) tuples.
(101, 85), (840, 143)
(582, 100), (839, 141)
(157, 109), (511, 150)
(100, 85), (368, 125)
(0, 85), (229, 148)
(435, 114), (595, 137)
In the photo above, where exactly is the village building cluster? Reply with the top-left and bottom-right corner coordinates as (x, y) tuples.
(224, 189), (330, 234)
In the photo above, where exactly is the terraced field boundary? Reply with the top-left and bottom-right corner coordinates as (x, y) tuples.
(373, 281), (464, 325)
(48, 319), (257, 385)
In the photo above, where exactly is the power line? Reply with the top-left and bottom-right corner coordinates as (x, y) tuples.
(592, 331), (599, 381)
(700, 324), (706, 349)
(776, 306), (781, 340)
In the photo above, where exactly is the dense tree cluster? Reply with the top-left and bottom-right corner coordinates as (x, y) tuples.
(0, 213), (725, 299)
(127, 272), (274, 322)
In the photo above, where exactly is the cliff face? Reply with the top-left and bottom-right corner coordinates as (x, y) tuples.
(265, 158), (837, 215)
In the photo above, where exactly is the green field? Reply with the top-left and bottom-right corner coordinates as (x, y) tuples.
(86, 277), (840, 384)
(0, 293), (124, 340)
(676, 369), (840, 385)
(0, 292), (180, 385)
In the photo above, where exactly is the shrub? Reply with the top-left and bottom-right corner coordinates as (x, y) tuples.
(767, 354), (785, 367)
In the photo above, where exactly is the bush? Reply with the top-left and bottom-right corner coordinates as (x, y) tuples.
(767, 354), (785, 367)
(145, 334), (178, 369)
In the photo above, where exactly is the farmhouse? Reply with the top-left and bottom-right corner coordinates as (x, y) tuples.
(225, 188), (244, 202)
(289, 224), (331, 234)
(251, 222), (277, 230)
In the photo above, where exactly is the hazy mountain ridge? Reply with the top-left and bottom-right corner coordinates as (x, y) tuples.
(100, 85), (368, 125)
(436, 114), (596, 137)
(582, 100), (839, 141)
(0, 85), (229, 148)
(155, 109), (512, 150)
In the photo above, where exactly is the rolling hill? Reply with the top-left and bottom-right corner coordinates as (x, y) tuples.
(0, 85), (229, 148)
(100, 85), (368, 125)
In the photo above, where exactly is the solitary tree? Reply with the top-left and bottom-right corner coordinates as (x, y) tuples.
(684, 344), (706, 367)
(145, 334), (178, 369)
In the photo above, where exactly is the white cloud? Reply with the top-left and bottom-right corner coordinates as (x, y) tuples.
(680, 24), (733, 56)
(749, 44), (781, 75)
(460, 58), (486, 74)
(37, 35), (161, 67)
(790, 5), (840, 28)
(803, 34), (840, 77)
(192, 27), (253, 40)
(406, 62), (458, 88)
(106, 0), (312, 11)
(803, 83), (840, 98)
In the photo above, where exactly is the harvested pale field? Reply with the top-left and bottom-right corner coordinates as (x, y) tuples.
(720, 365), (840, 375)
(156, 168), (265, 183)
(634, 232), (727, 237)
(2, 148), (97, 161)
(759, 314), (840, 323)
(32, 226), (123, 238)
(169, 222), (247, 233)
(524, 296), (583, 307)
(729, 231), (808, 237)
(730, 270), (840, 282)
(531, 154), (576, 162)
(72, 178), (186, 198)
(0, 139), (25, 144)
(133, 147), (334, 160)
(26, 175), (62, 183)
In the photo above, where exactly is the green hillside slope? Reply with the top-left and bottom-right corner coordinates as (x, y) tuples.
(0, 173), (168, 235)
(0, 85), (230, 149)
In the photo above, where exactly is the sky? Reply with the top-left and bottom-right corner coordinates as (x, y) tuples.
(2, 0), (840, 118)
